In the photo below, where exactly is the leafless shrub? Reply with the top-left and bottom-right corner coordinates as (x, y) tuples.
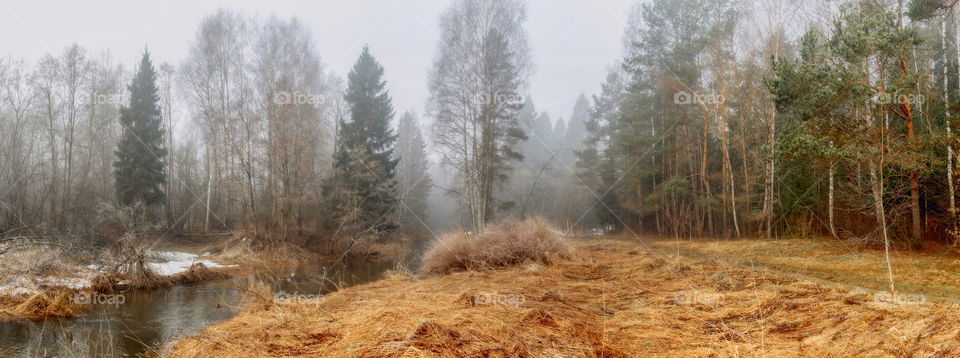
(0, 226), (80, 286)
(96, 202), (167, 289)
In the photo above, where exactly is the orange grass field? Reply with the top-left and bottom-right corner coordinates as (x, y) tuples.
(167, 238), (960, 357)
(658, 237), (960, 302)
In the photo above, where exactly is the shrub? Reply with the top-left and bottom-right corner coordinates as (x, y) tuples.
(420, 217), (572, 276)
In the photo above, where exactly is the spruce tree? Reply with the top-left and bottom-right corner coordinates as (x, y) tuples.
(114, 50), (166, 207)
(326, 46), (398, 231)
(564, 94), (590, 155)
(396, 111), (431, 229)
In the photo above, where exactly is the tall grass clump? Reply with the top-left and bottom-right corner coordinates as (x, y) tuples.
(420, 217), (572, 276)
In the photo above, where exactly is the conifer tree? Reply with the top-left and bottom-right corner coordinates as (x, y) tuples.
(396, 111), (431, 228)
(114, 50), (166, 207)
(326, 46), (398, 231)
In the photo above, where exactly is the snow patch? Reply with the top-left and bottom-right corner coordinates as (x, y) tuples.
(152, 251), (198, 262)
(0, 251), (235, 300)
(0, 285), (38, 297)
(39, 276), (93, 289)
(148, 251), (234, 276)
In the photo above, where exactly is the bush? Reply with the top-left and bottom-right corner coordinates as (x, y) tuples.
(420, 217), (573, 276)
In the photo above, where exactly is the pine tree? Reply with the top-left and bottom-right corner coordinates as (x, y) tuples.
(564, 94), (590, 156)
(114, 50), (166, 207)
(396, 111), (432, 230)
(575, 68), (628, 231)
(325, 46), (398, 232)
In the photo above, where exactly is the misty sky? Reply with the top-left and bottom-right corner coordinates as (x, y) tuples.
(0, 0), (635, 126)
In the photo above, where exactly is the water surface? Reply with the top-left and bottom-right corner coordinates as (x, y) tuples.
(0, 251), (421, 357)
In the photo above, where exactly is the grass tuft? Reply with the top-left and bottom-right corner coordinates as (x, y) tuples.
(8, 288), (85, 318)
(420, 217), (573, 276)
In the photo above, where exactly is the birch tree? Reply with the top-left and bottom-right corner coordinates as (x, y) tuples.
(428, 0), (532, 232)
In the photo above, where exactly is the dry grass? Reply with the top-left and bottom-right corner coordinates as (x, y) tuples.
(169, 262), (233, 285)
(203, 235), (320, 277)
(0, 246), (92, 320)
(0, 246), (70, 277)
(234, 278), (276, 312)
(420, 217), (573, 276)
(168, 238), (960, 357)
(0, 288), (85, 319)
(90, 272), (122, 293)
(658, 236), (960, 301)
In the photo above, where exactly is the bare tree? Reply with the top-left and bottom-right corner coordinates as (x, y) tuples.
(428, 0), (532, 233)
(180, 9), (248, 232)
(0, 59), (38, 227)
(251, 15), (330, 239)
(179, 9), (333, 240)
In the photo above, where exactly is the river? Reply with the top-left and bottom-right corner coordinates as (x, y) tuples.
(0, 250), (422, 357)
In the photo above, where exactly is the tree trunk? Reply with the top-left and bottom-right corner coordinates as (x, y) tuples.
(829, 157), (837, 238)
(765, 104), (775, 239)
(869, 159), (896, 295)
(944, 21), (957, 243)
(910, 174), (921, 240)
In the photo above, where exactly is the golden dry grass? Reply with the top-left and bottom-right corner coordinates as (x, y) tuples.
(168, 238), (960, 357)
(0, 288), (86, 319)
(657, 237), (960, 301)
(420, 217), (573, 276)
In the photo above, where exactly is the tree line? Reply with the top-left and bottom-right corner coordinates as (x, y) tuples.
(0, 10), (433, 247)
(8, 0), (958, 247)
(0, 0), (551, 246)
(574, 0), (960, 245)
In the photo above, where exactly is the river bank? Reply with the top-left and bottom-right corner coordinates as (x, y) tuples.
(167, 237), (960, 357)
(0, 233), (412, 321)
(0, 247), (239, 321)
(0, 234), (417, 357)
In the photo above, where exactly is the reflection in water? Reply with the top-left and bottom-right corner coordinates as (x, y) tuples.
(0, 248), (423, 358)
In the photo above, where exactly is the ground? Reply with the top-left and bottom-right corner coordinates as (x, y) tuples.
(166, 236), (960, 357)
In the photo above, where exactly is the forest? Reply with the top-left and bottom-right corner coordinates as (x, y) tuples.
(3, 0), (960, 356)
(6, 0), (960, 249)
